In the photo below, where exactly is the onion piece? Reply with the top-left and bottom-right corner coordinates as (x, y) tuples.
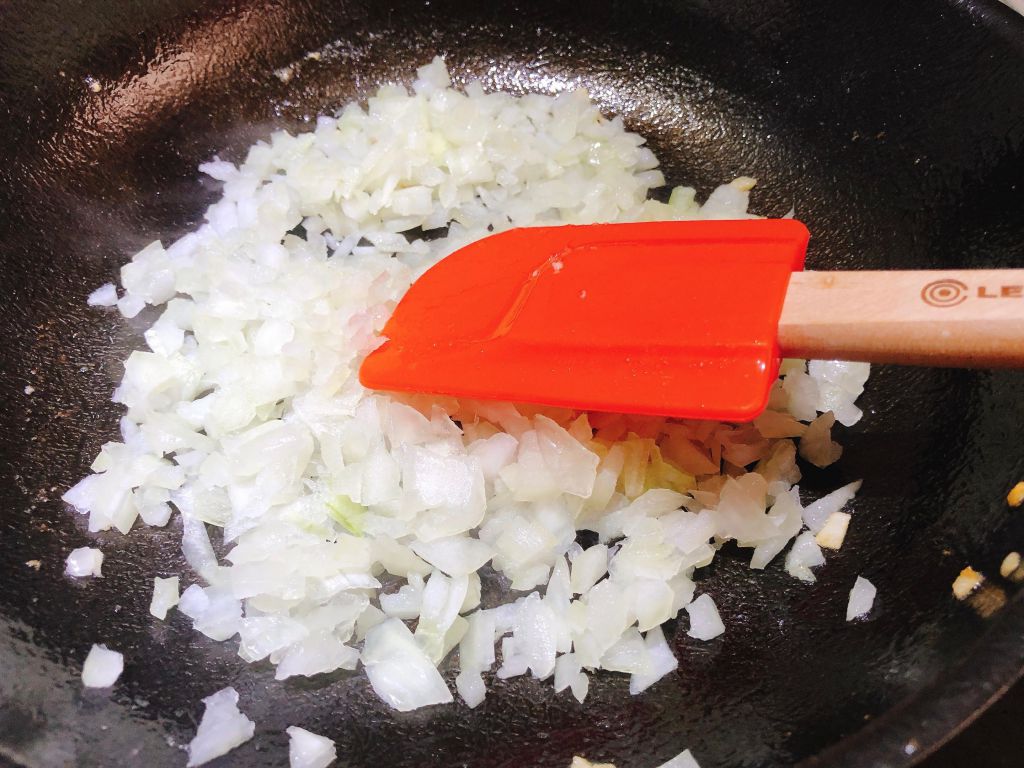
(600, 627), (651, 675)
(87, 283), (118, 307)
(802, 480), (861, 533)
(684, 594), (724, 641)
(81, 644), (123, 688)
(286, 726), (337, 768)
(569, 544), (609, 595)
(785, 531), (826, 582)
(410, 536), (494, 577)
(275, 632), (360, 679)
(415, 570), (469, 663)
(149, 575), (180, 620)
(65, 547), (104, 578)
(379, 573), (425, 619)
(846, 576), (877, 621)
(656, 749), (702, 768)
(798, 412), (843, 468)
(512, 592), (559, 680)
(628, 626), (678, 694)
(186, 687), (256, 767)
(361, 618), (453, 711)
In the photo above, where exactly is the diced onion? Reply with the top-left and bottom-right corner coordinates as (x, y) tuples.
(656, 750), (702, 768)
(149, 575), (180, 620)
(286, 726), (337, 768)
(87, 283), (118, 307)
(65, 57), (873, 718)
(846, 576), (877, 621)
(65, 547), (104, 578)
(81, 644), (123, 688)
(186, 687), (255, 767)
(684, 594), (725, 641)
(362, 618), (453, 711)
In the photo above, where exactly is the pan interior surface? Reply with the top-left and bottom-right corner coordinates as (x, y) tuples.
(1, 1), (1023, 767)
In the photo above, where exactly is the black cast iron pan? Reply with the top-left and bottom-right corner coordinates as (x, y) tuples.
(1, 1), (1024, 766)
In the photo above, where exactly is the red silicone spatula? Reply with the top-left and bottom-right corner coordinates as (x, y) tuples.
(359, 220), (1024, 421)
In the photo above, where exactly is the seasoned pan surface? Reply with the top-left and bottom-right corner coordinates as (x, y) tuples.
(1, 1), (1023, 766)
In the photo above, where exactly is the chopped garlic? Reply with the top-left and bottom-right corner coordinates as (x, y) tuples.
(952, 566), (985, 600)
(815, 512), (851, 550)
(999, 552), (1021, 579)
(1008, 482), (1024, 508)
(968, 584), (1007, 618)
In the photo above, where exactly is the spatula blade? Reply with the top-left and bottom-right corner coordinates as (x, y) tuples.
(360, 219), (808, 420)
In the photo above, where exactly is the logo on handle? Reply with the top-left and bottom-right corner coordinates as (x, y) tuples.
(921, 279), (1023, 307)
(920, 279), (968, 308)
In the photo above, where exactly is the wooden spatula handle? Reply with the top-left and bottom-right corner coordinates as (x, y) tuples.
(778, 269), (1024, 367)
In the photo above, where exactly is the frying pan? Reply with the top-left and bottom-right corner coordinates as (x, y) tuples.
(1, 1), (1023, 766)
